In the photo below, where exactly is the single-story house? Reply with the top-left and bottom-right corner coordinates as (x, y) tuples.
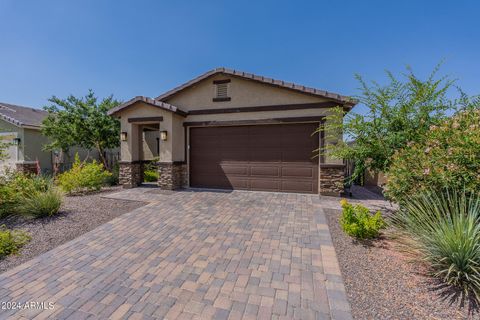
(0, 102), (110, 174)
(108, 68), (356, 196)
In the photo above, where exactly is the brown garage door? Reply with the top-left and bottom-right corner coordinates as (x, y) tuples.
(189, 123), (319, 193)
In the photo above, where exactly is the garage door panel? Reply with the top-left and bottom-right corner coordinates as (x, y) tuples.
(220, 136), (250, 148)
(249, 149), (282, 162)
(220, 149), (249, 161)
(249, 136), (282, 148)
(190, 124), (319, 194)
(190, 139), (220, 149)
(281, 166), (315, 178)
(191, 174), (222, 187)
(282, 135), (317, 147)
(191, 153), (220, 163)
(249, 179), (281, 191)
(226, 177), (249, 189)
(282, 150), (317, 162)
(221, 165), (249, 176)
(250, 166), (280, 177)
(282, 180), (315, 193)
(190, 165), (223, 175)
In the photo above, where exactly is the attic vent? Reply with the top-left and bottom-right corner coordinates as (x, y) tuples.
(213, 79), (231, 102)
(216, 83), (228, 98)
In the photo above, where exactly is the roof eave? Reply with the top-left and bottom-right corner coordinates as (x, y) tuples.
(107, 96), (188, 117)
(0, 114), (23, 128)
(155, 67), (354, 105)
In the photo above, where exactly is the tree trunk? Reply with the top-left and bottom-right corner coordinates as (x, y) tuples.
(96, 144), (109, 170)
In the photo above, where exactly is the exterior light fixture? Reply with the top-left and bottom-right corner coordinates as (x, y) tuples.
(160, 131), (168, 141)
(12, 137), (21, 146)
(120, 132), (128, 141)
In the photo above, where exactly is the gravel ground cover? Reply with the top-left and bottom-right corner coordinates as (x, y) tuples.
(0, 187), (145, 273)
(325, 207), (474, 320)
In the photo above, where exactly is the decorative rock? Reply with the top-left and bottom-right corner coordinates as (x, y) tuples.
(157, 162), (187, 190)
(320, 165), (345, 196)
(119, 161), (143, 188)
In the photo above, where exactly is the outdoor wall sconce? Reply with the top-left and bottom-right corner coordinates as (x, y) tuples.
(120, 132), (128, 141)
(12, 137), (21, 146)
(160, 131), (168, 141)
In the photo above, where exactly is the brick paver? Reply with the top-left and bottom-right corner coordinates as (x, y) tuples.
(0, 188), (351, 319)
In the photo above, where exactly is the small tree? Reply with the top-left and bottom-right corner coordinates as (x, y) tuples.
(321, 65), (478, 182)
(42, 90), (121, 169)
(0, 129), (11, 162)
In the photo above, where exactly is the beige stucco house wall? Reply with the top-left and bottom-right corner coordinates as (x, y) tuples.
(166, 73), (330, 110)
(109, 68), (355, 195)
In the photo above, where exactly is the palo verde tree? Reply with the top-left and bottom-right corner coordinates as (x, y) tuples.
(320, 64), (479, 182)
(42, 90), (121, 169)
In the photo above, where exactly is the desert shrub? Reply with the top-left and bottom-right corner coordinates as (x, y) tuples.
(17, 188), (63, 218)
(106, 162), (120, 186)
(143, 160), (159, 182)
(0, 171), (54, 217)
(390, 189), (480, 301)
(57, 154), (112, 194)
(144, 170), (159, 182)
(0, 181), (17, 217)
(0, 226), (30, 257)
(339, 199), (385, 239)
(385, 109), (480, 201)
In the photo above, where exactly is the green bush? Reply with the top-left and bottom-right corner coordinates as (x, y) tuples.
(390, 189), (480, 301)
(17, 188), (63, 218)
(57, 154), (112, 194)
(0, 171), (54, 217)
(143, 160), (159, 182)
(339, 199), (385, 239)
(385, 109), (480, 201)
(0, 225), (30, 257)
(106, 162), (119, 186)
(144, 170), (159, 182)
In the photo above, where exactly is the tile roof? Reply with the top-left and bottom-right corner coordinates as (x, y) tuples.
(155, 67), (357, 106)
(0, 102), (48, 128)
(107, 96), (188, 117)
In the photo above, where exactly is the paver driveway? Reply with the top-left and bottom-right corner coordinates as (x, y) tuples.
(0, 188), (351, 320)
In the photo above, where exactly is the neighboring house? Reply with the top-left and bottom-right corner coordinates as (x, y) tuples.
(0, 102), (54, 173)
(0, 102), (111, 174)
(108, 67), (356, 196)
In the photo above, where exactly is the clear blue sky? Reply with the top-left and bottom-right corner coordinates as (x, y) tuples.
(1, 0), (479, 113)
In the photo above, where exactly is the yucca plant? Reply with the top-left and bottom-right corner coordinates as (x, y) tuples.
(390, 189), (480, 301)
(17, 188), (63, 218)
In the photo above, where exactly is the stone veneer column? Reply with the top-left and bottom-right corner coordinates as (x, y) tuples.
(119, 161), (143, 188)
(15, 162), (38, 175)
(319, 164), (346, 196)
(157, 162), (187, 190)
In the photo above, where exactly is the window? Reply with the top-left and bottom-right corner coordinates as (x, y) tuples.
(213, 79), (231, 101)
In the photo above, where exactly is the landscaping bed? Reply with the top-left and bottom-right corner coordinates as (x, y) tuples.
(325, 207), (472, 320)
(0, 187), (145, 273)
